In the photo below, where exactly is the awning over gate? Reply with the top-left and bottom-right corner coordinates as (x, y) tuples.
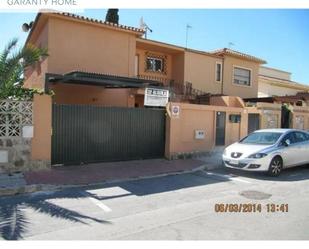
(46, 71), (163, 88)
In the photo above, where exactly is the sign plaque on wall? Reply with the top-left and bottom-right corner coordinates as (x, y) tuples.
(171, 105), (180, 117)
(22, 125), (34, 138)
(144, 88), (169, 107)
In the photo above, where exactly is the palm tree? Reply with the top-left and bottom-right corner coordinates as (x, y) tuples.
(0, 38), (48, 100)
(0, 189), (109, 240)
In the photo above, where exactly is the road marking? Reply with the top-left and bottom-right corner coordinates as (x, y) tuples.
(80, 191), (112, 212)
(204, 171), (251, 184)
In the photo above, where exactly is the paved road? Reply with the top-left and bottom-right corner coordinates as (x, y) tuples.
(1, 165), (309, 240)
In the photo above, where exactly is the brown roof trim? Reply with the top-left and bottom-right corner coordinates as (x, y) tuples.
(25, 11), (144, 45)
(210, 48), (266, 64)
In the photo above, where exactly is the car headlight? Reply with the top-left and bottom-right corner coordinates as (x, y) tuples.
(248, 153), (268, 159)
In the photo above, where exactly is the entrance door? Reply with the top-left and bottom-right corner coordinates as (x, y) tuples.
(216, 112), (226, 146)
(248, 114), (260, 134)
(281, 105), (291, 128)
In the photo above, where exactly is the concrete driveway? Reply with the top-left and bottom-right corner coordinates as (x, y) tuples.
(0, 165), (309, 240)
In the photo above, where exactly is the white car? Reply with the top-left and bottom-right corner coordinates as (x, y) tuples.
(222, 129), (309, 176)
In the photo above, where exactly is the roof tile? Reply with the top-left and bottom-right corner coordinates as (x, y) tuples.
(211, 48), (266, 63)
(52, 11), (145, 34)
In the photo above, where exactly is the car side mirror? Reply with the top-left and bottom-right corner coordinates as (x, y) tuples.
(283, 139), (291, 147)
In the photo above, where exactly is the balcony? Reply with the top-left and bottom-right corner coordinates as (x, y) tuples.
(137, 74), (171, 86)
(137, 74), (209, 103)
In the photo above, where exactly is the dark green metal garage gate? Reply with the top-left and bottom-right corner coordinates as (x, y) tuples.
(51, 104), (166, 166)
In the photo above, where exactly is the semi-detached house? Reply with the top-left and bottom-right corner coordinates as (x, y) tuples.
(3, 11), (309, 171)
(24, 11), (267, 105)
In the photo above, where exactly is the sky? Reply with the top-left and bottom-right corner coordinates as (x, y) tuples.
(0, 9), (308, 84)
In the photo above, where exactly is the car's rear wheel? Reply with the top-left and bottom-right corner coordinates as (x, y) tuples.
(268, 156), (283, 177)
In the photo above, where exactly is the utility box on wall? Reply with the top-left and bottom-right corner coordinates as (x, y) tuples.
(0, 150), (8, 163)
(195, 130), (205, 140)
(229, 114), (241, 123)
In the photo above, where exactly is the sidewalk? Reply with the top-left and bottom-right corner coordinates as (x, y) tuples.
(0, 158), (205, 196)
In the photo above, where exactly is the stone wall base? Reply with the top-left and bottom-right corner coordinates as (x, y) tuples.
(169, 151), (214, 160)
(168, 147), (225, 170)
(0, 138), (51, 174)
(0, 160), (51, 174)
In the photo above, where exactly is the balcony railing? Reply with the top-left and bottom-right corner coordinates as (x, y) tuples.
(137, 74), (171, 86)
(169, 81), (208, 100)
(137, 74), (210, 103)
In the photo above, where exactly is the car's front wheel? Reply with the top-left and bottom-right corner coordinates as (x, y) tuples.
(268, 156), (283, 177)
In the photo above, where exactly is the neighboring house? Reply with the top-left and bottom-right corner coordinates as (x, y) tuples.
(258, 66), (309, 97)
(209, 48), (265, 98)
(24, 11), (266, 107)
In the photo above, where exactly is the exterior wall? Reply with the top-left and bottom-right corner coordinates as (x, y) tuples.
(222, 56), (259, 98)
(210, 96), (245, 108)
(31, 94), (52, 164)
(184, 51), (222, 94)
(47, 17), (136, 77)
(165, 103), (248, 159)
(24, 20), (49, 90)
(51, 83), (134, 107)
(134, 94), (145, 108)
(0, 95), (52, 173)
(259, 66), (291, 81)
(251, 102), (309, 130)
(291, 106), (309, 130)
(171, 53), (185, 83)
(244, 106), (262, 133)
(136, 48), (173, 85)
(258, 81), (304, 97)
(256, 103), (282, 129)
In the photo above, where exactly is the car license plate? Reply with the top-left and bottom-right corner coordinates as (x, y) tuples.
(230, 160), (239, 165)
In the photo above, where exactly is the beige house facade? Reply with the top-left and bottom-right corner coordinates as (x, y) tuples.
(24, 11), (267, 106)
(3, 11), (309, 172)
(258, 66), (309, 98)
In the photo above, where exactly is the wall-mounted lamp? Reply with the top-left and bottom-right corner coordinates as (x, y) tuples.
(22, 21), (34, 32)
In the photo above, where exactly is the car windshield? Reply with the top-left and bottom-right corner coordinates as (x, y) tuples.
(240, 132), (283, 145)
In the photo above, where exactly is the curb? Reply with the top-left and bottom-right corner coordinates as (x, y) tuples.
(0, 184), (63, 197)
(0, 184), (43, 197)
(0, 164), (210, 197)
